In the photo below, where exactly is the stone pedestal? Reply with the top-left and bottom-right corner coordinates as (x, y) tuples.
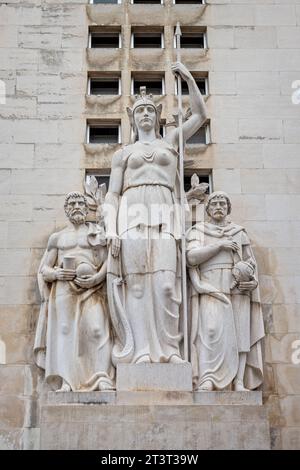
(116, 363), (193, 391)
(40, 391), (270, 450)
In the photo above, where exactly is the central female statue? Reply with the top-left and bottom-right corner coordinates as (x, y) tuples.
(105, 62), (207, 365)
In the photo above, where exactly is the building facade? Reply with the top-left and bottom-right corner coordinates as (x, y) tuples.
(0, 0), (300, 449)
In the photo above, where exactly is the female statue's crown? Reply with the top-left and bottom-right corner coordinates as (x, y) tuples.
(132, 86), (156, 112)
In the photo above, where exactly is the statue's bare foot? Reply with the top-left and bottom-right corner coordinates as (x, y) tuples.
(169, 355), (185, 364)
(233, 379), (249, 392)
(136, 354), (151, 364)
(56, 381), (71, 392)
(197, 380), (214, 391)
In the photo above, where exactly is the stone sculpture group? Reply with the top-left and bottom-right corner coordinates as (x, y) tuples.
(34, 62), (264, 393)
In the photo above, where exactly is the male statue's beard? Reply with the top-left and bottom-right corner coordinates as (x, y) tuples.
(68, 211), (86, 225)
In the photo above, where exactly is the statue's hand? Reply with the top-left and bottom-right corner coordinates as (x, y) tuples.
(107, 235), (121, 258)
(171, 62), (193, 82)
(74, 274), (99, 289)
(219, 239), (239, 252)
(55, 268), (76, 281)
(238, 280), (258, 292)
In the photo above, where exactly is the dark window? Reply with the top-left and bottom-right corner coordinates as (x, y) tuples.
(180, 32), (205, 48)
(133, 33), (162, 48)
(92, 0), (119, 4)
(184, 174), (210, 193)
(89, 126), (119, 144)
(133, 0), (161, 3)
(181, 78), (207, 95)
(159, 125), (165, 138)
(91, 33), (120, 48)
(90, 78), (119, 95)
(133, 79), (163, 95)
(175, 0), (204, 4)
(186, 126), (207, 145)
(87, 174), (111, 190)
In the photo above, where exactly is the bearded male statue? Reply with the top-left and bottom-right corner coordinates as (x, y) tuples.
(186, 191), (265, 392)
(34, 191), (115, 392)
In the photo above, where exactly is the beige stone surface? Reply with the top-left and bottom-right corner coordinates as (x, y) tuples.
(0, 0), (299, 449)
(276, 365), (300, 395)
(281, 427), (300, 450)
(0, 395), (26, 429)
(40, 402), (270, 450)
(46, 390), (263, 406)
(0, 429), (23, 451)
(272, 304), (300, 334)
(265, 333), (300, 364)
(117, 364), (193, 392)
(280, 395), (300, 427)
(193, 391), (262, 406)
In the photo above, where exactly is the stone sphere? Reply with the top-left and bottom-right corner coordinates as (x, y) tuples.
(76, 263), (95, 278)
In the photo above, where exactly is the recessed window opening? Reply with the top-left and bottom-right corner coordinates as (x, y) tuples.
(186, 124), (210, 145)
(86, 171), (111, 190)
(132, 74), (165, 95)
(176, 75), (208, 96)
(174, 0), (205, 4)
(132, 32), (164, 48)
(89, 29), (121, 48)
(174, 28), (206, 49)
(88, 76), (121, 95)
(87, 123), (121, 144)
(184, 173), (210, 193)
(90, 0), (121, 4)
(132, 0), (163, 4)
(160, 120), (166, 138)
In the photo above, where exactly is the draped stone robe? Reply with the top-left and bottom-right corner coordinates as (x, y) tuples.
(106, 138), (184, 364)
(34, 223), (115, 391)
(186, 222), (265, 390)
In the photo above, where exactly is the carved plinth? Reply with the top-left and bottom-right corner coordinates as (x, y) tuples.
(116, 363), (193, 392)
(40, 392), (270, 450)
(193, 391), (262, 406)
(47, 390), (262, 406)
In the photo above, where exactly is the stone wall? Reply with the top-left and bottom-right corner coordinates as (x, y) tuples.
(0, 0), (88, 449)
(0, 0), (299, 449)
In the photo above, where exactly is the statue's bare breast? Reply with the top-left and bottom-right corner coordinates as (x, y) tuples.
(123, 141), (178, 190)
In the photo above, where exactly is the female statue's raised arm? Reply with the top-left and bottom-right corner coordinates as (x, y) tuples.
(166, 62), (208, 148)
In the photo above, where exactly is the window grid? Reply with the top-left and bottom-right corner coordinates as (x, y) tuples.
(86, 4), (210, 161)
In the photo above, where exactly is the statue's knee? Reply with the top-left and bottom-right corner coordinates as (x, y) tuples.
(130, 284), (144, 299)
(92, 328), (101, 339)
(61, 323), (69, 335)
(208, 327), (216, 339)
(163, 283), (173, 298)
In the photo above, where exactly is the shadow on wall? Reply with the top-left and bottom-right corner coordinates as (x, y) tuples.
(0, 338), (6, 364)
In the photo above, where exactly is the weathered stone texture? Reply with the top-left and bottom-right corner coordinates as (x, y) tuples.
(0, 0), (299, 449)
(40, 401), (270, 450)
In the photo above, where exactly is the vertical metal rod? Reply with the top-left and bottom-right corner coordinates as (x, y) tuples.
(175, 22), (188, 362)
